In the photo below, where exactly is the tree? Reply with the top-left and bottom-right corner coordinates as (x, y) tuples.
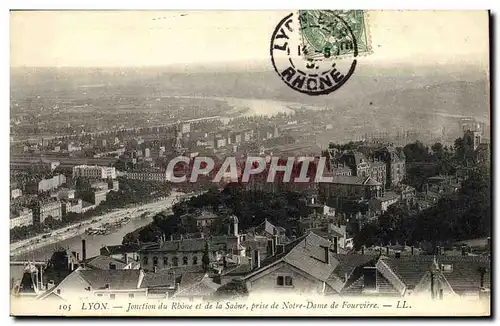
(431, 142), (445, 160)
(354, 167), (491, 249)
(202, 241), (210, 272)
(213, 279), (248, 299)
(454, 137), (465, 161)
(404, 141), (430, 162)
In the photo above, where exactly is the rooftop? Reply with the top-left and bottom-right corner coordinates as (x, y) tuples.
(78, 269), (141, 290)
(82, 255), (127, 270)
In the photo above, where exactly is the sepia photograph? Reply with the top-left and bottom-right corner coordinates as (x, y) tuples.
(9, 9), (491, 317)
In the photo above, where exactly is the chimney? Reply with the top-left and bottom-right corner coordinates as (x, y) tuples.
(461, 245), (467, 256)
(109, 263), (117, 270)
(170, 235), (174, 241)
(411, 246), (414, 255)
(323, 246), (330, 265)
(386, 246), (389, 255)
(333, 237), (338, 254)
(430, 272), (435, 300)
(267, 239), (275, 256)
(222, 256), (227, 268)
(82, 239), (87, 261)
(363, 266), (377, 291)
(253, 250), (261, 269)
(480, 269), (486, 289)
(276, 244), (285, 255)
(436, 245), (441, 255)
(361, 245), (365, 255)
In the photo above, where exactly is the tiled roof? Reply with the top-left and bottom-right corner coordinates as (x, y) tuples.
(245, 232), (344, 283)
(175, 275), (220, 297)
(163, 265), (205, 275)
(331, 254), (379, 279)
(329, 176), (381, 186)
(379, 255), (433, 287)
(140, 270), (176, 289)
(83, 255), (127, 270)
(222, 262), (254, 277)
(380, 255), (491, 294)
(342, 271), (399, 295)
(78, 269), (141, 290)
(140, 237), (226, 253)
(101, 244), (140, 255)
(435, 256), (491, 294)
(179, 273), (206, 291)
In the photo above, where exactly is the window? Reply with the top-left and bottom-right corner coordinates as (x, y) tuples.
(56, 289), (61, 295)
(153, 256), (158, 266)
(173, 257), (179, 267)
(163, 256), (168, 266)
(183, 256), (188, 265)
(192, 256), (198, 265)
(97, 293), (103, 297)
(143, 256), (148, 266)
(441, 264), (453, 272)
(129, 294), (134, 299)
(276, 276), (293, 287)
(110, 294), (116, 300)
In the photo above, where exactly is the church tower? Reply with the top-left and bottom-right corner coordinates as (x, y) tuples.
(173, 125), (184, 155)
(226, 215), (243, 256)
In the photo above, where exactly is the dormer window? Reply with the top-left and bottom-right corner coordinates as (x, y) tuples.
(441, 264), (453, 272)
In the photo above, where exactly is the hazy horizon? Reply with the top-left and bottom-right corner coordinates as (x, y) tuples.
(11, 11), (489, 69)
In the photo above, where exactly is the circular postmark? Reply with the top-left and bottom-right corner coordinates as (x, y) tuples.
(270, 11), (358, 96)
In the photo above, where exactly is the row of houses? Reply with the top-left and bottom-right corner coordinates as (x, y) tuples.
(13, 211), (490, 302)
(14, 232), (490, 302)
(10, 180), (119, 229)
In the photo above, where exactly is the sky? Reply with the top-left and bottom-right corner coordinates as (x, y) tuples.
(10, 10), (490, 68)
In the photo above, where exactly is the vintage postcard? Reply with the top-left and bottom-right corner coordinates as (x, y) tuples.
(10, 10), (491, 317)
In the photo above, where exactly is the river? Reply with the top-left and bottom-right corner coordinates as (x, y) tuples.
(11, 190), (204, 262)
(14, 215), (154, 262)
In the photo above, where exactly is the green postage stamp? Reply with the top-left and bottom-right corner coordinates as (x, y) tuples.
(298, 10), (370, 59)
(270, 10), (370, 95)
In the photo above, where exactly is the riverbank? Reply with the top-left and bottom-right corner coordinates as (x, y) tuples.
(10, 190), (193, 257)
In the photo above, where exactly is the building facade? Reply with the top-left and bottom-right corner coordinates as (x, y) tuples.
(10, 208), (33, 229)
(38, 174), (66, 192)
(127, 171), (167, 182)
(319, 176), (382, 201)
(11, 188), (22, 199)
(62, 199), (83, 216)
(94, 189), (108, 206)
(374, 147), (406, 188)
(33, 200), (63, 224)
(72, 165), (117, 179)
(139, 218), (243, 272)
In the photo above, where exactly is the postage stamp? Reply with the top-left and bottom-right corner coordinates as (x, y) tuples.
(298, 10), (370, 59)
(270, 10), (370, 96)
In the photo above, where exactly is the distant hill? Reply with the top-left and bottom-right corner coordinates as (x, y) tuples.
(11, 65), (489, 125)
